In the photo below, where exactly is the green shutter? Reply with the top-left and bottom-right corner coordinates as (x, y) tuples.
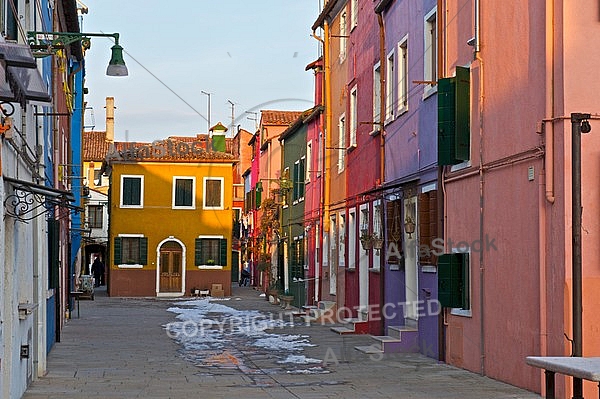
(123, 177), (141, 205)
(455, 66), (470, 161)
(461, 252), (470, 310)
(219, 239), (228, 266)
(256, 188), (262, 208)
(48, 219), (60, 289)
(113, 237), (122, 265)
(438, 66), (470, 165)
(139, 237), (148, 265)
(438, 253), (463, 308)
(438, 77), (457, 166)
(299, 159), (305, 198)
(195, 238), (202, 265)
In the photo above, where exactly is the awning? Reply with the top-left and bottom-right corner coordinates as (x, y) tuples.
(0, 42), (37, 68)
(0, 41), (51, 105)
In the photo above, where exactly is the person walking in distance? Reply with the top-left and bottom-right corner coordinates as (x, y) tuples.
(91, 257), (105, 287)
(239, 266), (250, 287)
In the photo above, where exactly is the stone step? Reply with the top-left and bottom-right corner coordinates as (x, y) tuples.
(355, 344), (383, 354)
(368, 327), (419, 353)
(330, 326), (355, 334)
(388, 325), (418, 338)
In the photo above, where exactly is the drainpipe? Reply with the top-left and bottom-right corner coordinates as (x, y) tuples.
(537, 0), (554, 393)
(376, 8), (386, 336)
(312, 31), (325, 304)
(544, 0), (555, 204)
(323, 20), (332, 237)
(474, 0), (486, 376)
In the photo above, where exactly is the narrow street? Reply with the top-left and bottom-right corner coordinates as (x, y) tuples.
(23, 286), (541, 399)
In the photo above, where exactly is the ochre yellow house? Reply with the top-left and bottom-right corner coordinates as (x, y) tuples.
(106, 138), (236, 297)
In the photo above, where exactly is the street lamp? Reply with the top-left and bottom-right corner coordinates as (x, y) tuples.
(27, 31), (128, 76)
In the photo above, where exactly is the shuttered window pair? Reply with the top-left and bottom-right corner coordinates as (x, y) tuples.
(113, 236), (148, 265)
(194, 238), (227, 266)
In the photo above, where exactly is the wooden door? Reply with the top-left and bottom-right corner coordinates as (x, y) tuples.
(159, 241), (182, 293)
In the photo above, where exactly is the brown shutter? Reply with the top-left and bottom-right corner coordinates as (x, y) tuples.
(418, 190), (438, 266)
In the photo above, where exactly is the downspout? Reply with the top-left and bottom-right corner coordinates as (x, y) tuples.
(438, 0), (446, 362)
(323, 20), (332, 238)
(544, 1), (555, 204)
(474, 0), (486, 376)
(376, 8), (386, 336)
(312, 31), (325, 304)
(536, 1), (554, 394)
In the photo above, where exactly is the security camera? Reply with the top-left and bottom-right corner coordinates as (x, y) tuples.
(581, 120), (592, 134)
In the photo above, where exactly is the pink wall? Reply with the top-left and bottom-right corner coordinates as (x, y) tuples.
(442, 0), (600, 395)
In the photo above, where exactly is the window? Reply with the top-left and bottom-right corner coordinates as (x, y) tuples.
(397, 36), (409, 114)
(350, 0), (358, 29)
(373, 63), (381, 127)
(339, 11), (347, 61)
(338, 213), (346, 267)
(291, 236), (305, 280)
(172, 177), (195, 208)
(203, 177), (223, 209)
(372, 200), (382, 270)
(424, 8), (438, 96)
(306, 141), (312, 183)
(338, 114), (346, 172)
(87, 205), (103, 228)
(349, 86), (357, 147)
(348, 210), (356, 269)
(195, 237), (227, 267)
(317, 131), (324, 177)
(293, 158), (305, 202)
(386, 49), (395, 121)
(93, 169), (105, 186)
(120, 175), (143, 208)
(114, 235), (148, 266)
(438, 252), (470, 311)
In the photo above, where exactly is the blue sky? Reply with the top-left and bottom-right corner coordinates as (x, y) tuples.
(81, 1), (321, 142)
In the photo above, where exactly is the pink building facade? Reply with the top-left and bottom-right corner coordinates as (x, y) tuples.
(441, 1), (600, 397)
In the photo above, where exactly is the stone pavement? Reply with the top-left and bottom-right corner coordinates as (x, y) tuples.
(23, 285), (542, 399)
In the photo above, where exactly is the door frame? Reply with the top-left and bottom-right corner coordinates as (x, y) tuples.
(156, 237), (186, 297)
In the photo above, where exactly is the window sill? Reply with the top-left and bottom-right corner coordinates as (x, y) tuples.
(450, 308), (472, 317)
(347, 144), (357, 153)
(369, 129), (381, 137)
(120, 205), (144, 209)
(450, 160), (472, 172)
(422, 85), (438, 100)
(369, 267), (381, 273)
(198, 265), (224, 270)
(118, 264), (143, 269)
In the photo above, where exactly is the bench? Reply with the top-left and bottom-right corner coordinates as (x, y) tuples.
(526, 356), (600, 399)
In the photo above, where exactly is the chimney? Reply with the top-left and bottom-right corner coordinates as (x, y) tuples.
(106, 97), (115, 143)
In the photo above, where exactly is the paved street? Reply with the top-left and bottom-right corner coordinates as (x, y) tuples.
(23, 285), (542, 399)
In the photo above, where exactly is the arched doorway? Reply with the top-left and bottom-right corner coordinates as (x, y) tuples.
(159, 241), (183, 293)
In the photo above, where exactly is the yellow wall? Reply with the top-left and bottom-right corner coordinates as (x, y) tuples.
(109, 161), (234, 272)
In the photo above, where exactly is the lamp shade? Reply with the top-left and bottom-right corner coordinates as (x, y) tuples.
(106, 44), (128, 76)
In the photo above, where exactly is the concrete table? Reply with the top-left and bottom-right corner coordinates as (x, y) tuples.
(526, 356), (600, 399)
